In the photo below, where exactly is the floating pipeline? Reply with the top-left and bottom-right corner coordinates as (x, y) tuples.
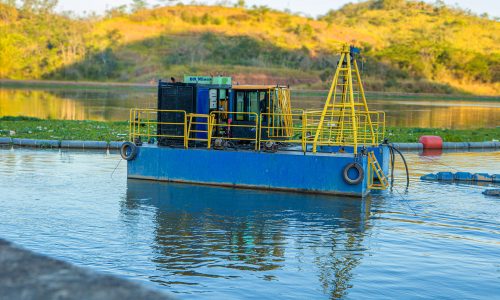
(0, 137), (124, 150)
(483, 189), (500, 197)
(389, 141), (500, 151)
(1, 137), (498, 151)
(421, 172), (500, 183)
(422, 136), (500, 150)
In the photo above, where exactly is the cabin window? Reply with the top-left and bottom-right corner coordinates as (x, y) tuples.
(248, 92), (258, 121)
(219, 89), (226, 99)
(236, 92), (245, 121)
(259, 91), (267, 112)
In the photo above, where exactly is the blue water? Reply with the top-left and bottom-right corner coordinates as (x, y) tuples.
(0, 148), (499, 299)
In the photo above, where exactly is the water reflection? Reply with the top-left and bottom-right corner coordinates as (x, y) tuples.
(0, 87), (155, 121)
(298, 97), (500, 129)
(124, 180), (371, 298)
(0, 86), (499, 128)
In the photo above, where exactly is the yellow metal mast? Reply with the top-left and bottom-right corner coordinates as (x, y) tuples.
(312, 44), (376, 154)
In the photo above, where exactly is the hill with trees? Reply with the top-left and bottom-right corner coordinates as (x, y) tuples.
(0, 0), (498, 95)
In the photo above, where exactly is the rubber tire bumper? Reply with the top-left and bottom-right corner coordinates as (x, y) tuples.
(343, 162), (364, 185)
(120, 142), (138, 161)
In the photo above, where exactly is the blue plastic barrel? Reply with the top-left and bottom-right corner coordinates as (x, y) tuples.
(437, 172), (454, 181)
(454, 172), (473, 181)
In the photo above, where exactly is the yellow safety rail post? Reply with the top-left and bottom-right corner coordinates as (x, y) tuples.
(311, 44), (383, 154)
(207, 114), (215, 149)
(183, 113), (188, 148)
(301, 111), (307, 153)
(129, 109), (134, 142)
(186, 113), (212, 147)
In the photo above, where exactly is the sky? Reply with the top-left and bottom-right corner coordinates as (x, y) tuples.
(56, 0), (499, 18)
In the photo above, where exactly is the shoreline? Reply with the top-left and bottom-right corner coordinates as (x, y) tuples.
(1, 79), (499, 101)
(1, 117), (499, 143)
(0, 239), (171, 300)
(0, 138), (498, 151)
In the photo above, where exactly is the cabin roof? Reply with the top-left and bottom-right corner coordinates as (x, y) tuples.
(232, 85), (287, 90)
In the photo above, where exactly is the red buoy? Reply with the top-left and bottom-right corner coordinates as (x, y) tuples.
(419, 135), (443, 149)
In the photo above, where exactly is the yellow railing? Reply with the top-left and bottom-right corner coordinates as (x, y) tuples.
(302, 110), (385, 148)
(209, 111), (259, 150)
(260, 112), (307, 152)
(129, 108), (385, 152)
(186, 113), (214, 147)
(129, 108), (187, 144)
(258, 110), (384, 153)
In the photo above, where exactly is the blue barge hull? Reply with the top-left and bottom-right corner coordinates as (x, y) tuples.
(127, 145), (389, 197)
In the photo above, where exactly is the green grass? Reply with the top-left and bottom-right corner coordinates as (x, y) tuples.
(1, 116), (498, 143)
(0, 117), (129, 142)
(385, 126), (500, 143)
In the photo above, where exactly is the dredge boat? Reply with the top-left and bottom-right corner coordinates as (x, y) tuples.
(122, 45), (390, 197)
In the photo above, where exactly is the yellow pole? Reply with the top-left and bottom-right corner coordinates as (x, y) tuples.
(184, 113), (188, 149)
(312, 52), (345, 153)
(347, 52), (358, 154)
(337, 66), (347, 144)
(207, 114), (212, 149)
(129, 109), (133, 142)
(301, 111), (306, 153)
(353, 59), (375, 145)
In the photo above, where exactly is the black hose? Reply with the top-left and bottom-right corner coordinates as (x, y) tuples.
(388, 144), (410, 190)
(389, 146), (395, 187)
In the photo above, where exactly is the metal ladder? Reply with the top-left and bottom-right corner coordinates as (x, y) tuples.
(367, 151), (389, 190)
(185, 114), (214, 148)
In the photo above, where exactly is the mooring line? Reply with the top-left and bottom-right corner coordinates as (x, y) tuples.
(392, 186), (417, 216)
(111, 158), (123, 179)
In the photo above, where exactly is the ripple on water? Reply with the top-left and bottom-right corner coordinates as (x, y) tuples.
(0, 148), (499, 299)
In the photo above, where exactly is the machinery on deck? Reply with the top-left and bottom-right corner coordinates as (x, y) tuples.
(124, 45), (390, 197)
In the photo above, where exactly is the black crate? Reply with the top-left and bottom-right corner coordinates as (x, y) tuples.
(157, 81), (196, 146)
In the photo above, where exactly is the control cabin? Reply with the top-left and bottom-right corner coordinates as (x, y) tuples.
(156, 77), (291, 147)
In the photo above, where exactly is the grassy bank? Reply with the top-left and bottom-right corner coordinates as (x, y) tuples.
(385, 127), (499, 143)
(0, 117), (129, 142)
(1, 117), (498, 143)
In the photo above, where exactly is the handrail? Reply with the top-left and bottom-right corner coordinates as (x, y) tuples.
(302, 110), (385, 148)
(186, 113), (212, 148)
(129, 109), (187, 144)
(260, 112), (307, 152)
(209, 111), (259, 150)
(129, 108), (384, 152)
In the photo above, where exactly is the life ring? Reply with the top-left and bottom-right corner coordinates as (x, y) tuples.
(343, 162), (364, 185)
(120, 142), (138, 161)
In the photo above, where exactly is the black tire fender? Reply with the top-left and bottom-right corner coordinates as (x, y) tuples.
(343, 162), (364, 185)
(120, 142), (138, 161)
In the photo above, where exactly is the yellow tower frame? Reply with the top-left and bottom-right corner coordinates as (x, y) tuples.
(312, 44), (377, 154)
